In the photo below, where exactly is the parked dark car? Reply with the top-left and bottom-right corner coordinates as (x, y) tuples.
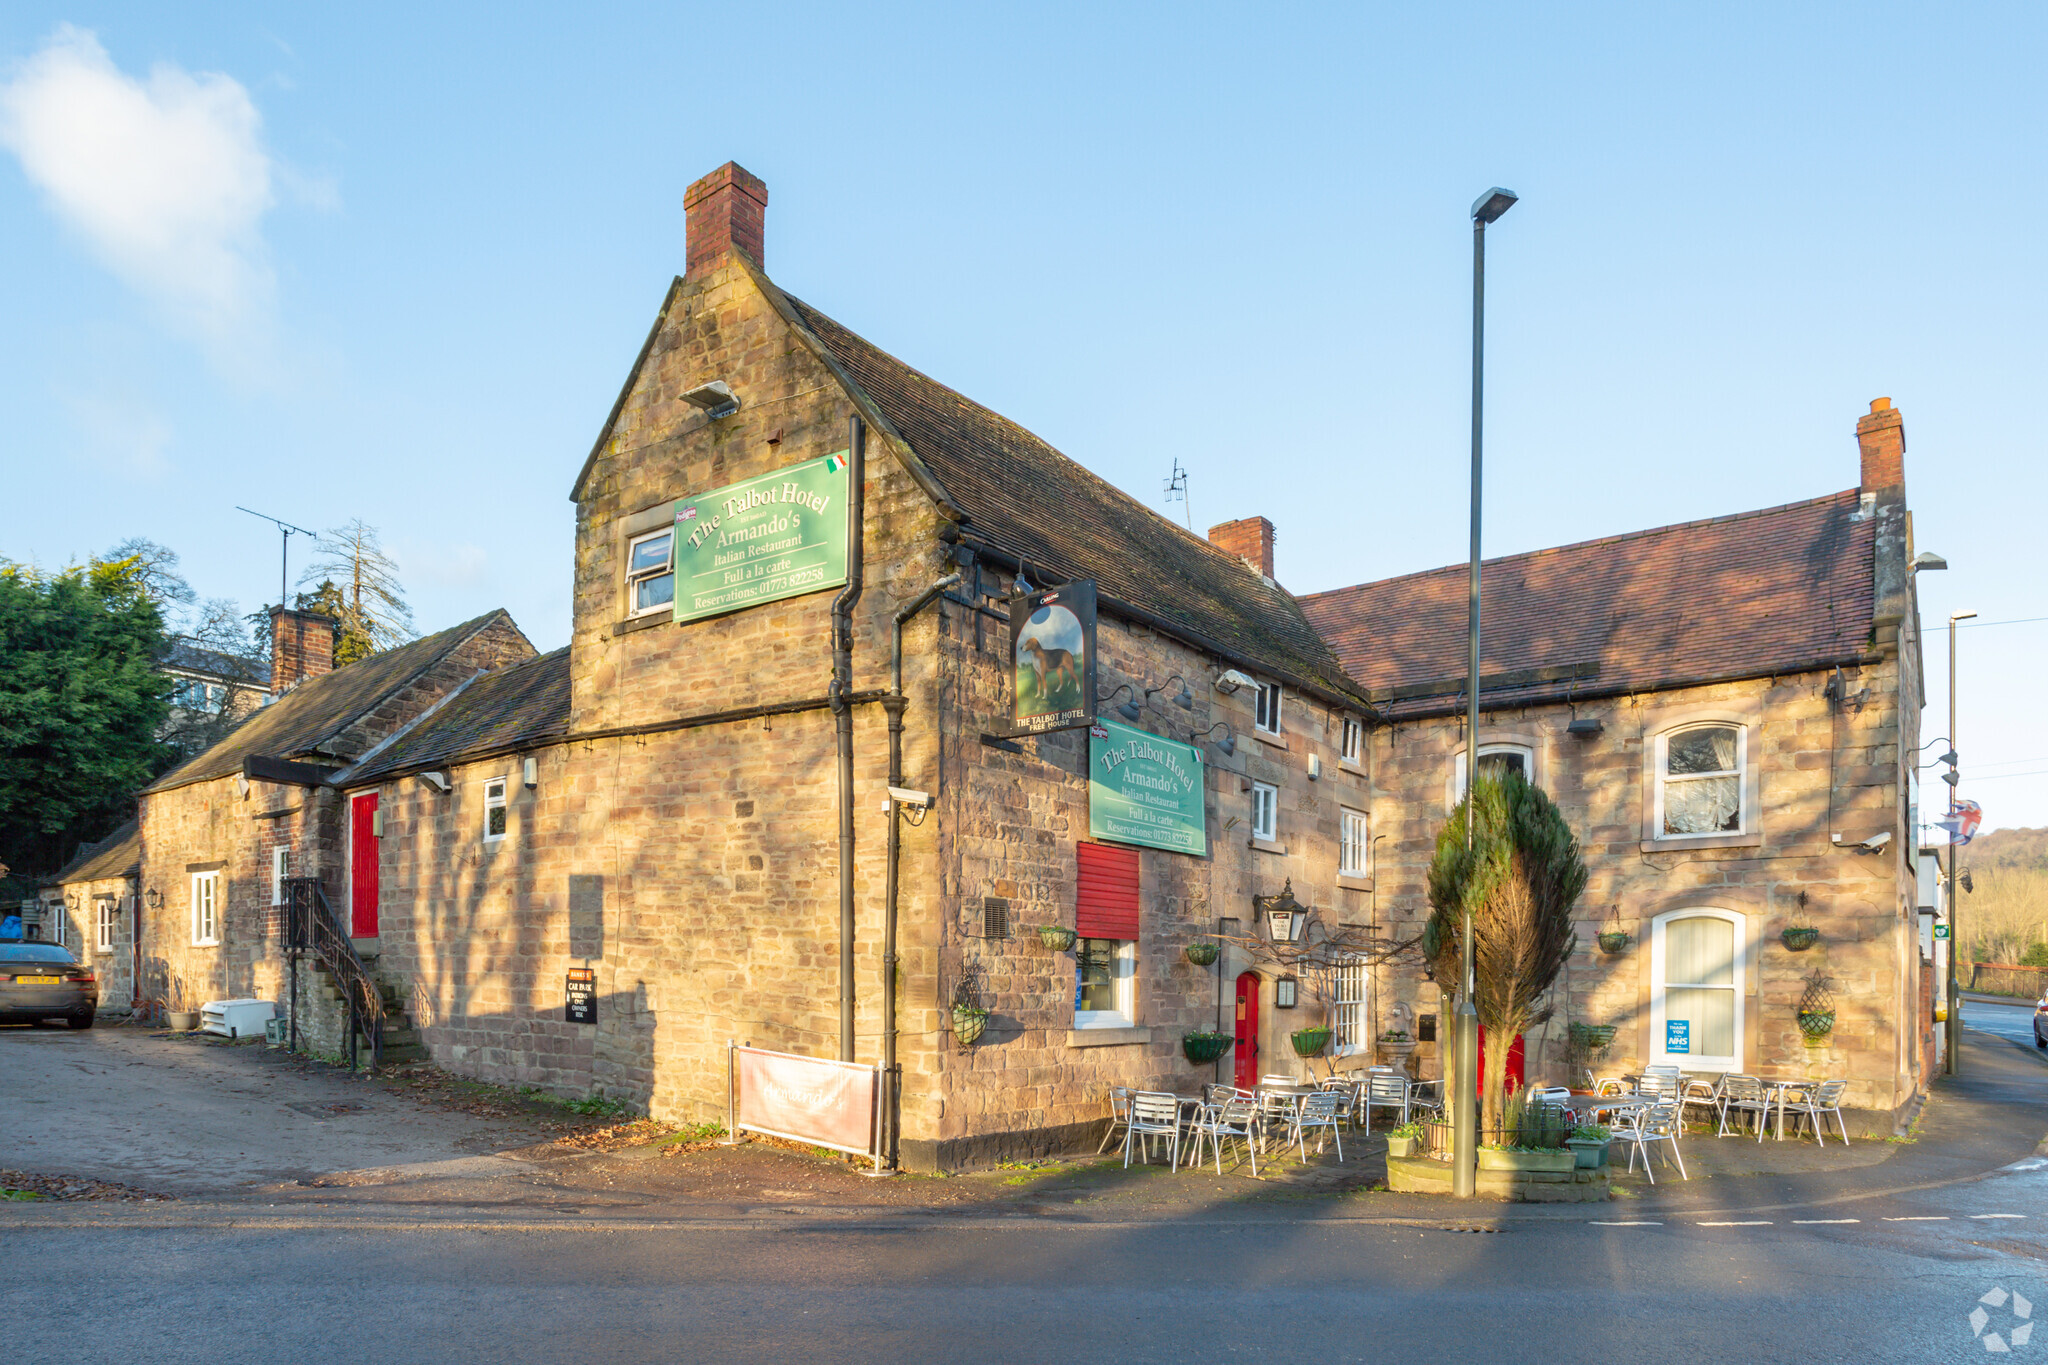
(0, 942), (97, 1028)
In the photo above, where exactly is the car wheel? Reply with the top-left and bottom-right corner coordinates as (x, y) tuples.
(67, 1011), (95, 1030)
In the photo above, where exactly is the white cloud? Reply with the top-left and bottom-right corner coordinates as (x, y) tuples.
(0, 26), (280, 369)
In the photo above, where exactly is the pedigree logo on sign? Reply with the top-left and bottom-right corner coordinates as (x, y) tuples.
(671, 452), (850, 624)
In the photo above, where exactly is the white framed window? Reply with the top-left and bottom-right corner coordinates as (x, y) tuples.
(44, 901), (65, 946)
(1340, 807), (1369, 876)
(1650, 909), (1744, 1071)
(1655, 724), (1745, 837)
(95, 898), (117, 954)
(1074, 937), (1136, 1028)
(1340, 717), (1363, 764)
(1453, 743), (1535, 801)
(191, 872), (219, 947)
(272, 847), (291, 906)
(626, 527), (675, 618)
(484, 777), (509, 841)
(1331, 957), (1369, 1054)
(1250, 782), (1278, 842)
(1254, 680), (1283, 735)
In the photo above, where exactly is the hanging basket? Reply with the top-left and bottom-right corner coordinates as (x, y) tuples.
(1781, 927), (1821, 952)
(1184, 941), (1221, 967)
(1289, 1026), (1333, 1058)
(952, 1006), (990, 1047)
(1182, 1030), (1234, 1065)
(1569, 1022), (1618, 1051)
(1797, 1009), (1836, 1040)
(1037, 925), (1077, 952)
(1597, 931), (1631, 955)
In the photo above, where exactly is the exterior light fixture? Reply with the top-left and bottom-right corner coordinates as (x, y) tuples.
(522, 755), (538, 789)
(1142, 675), (1195, 710)
(418, 771), (452, 794)
(1099, 684), (1142, 723)
(1256, 880), (1310, 943)
(145, 888), (162, 909)
(1472, 187), (1518, 223)
(1912, 552), (1948, 572)
(1214, 669), (1255, 695)
(1567, 717), (1604, 736)
(680, 380), (740, 418)
(1200, 722), (1236, 756)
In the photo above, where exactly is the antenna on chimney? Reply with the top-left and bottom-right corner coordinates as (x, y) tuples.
(1163, 458), (1191, 529)
(236, 507), (318, 613)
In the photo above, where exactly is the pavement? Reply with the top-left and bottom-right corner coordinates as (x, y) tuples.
(2, 1021), (2043, 1363)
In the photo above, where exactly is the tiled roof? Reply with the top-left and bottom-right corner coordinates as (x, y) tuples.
(1297, 491), (1876, 718)
(44, 820), (140, 887)
(162, 638), (270, 687)
(344, 648), (571, 784)
(773, 288), (1369, 707)
(143, 611), (518, 793)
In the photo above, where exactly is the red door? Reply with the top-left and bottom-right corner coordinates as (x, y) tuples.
(1477, 1026), (1526, 1095)
(1233, 971), (1261, 1089)
(350, 792), (380, 938)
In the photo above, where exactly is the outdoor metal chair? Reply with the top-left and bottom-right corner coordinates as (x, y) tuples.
(1190, 1095), (1261, 1176)
(1362, 1071), (1411, 1133)
(1613, 1100), (1688, 1184)
(1714, 1075), (1770, 1138)
(1318, 1077), (1360, 1128)
(1097, 1086), (1133, 1154)
(1406, 1078), (1444, 1118)
(1638, 1072), (1683, 1104)
(1259, 1073), (1297, 1088)
(1123, 1091), (1184, 1170)
(1681, 1075), (1727, 1126)
(1255, 1089), (1299, 1151)
(1591, 1075), (1627, 1096)
(1777, 1079), (1851, 1145)
(1289, 1090), (1346, 1162)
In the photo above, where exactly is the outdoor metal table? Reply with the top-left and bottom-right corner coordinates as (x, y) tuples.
(1561, 1092), (1658, 1124)
(1755, 1078), (1812, 1142)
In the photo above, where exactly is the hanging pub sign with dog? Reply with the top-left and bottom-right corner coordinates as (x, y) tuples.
(671, 452), (851, 625)
(1009, 579), (1097, 735)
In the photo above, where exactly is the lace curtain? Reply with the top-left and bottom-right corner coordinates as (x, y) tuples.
(1663, 726), (1741, 834)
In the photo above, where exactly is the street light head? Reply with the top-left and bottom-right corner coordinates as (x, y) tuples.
(1911, 552), (1947, 572)
(1951, 609), (1979, 623)
(1471, 188), (1518, 224)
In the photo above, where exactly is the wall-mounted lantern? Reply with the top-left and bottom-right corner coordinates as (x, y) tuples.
(1257, 880), (1310, 943)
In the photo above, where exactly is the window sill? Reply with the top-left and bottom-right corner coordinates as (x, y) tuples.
(1249, 837), (1287, 856)
(193, 940), (220, 949)
(1067, 1026), (1151, 1048)
(1336, 873), (1373, 892)
(1641, 832), (1762, 853)
(1253, 729), (1288, 750)
(612, 612), (670, 637)
(1337, 758), (1366, 777)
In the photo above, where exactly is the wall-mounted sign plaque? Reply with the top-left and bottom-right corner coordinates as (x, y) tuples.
(1088, 716), (1207, 857)
(672, 452), (850, 625)
(565, 967), (597, 1025)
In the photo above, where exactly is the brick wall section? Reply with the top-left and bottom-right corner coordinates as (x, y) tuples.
(268, 607), (336, 695)
(684, 162), (768, 276)
(1857, 398), (1906, 491)
(1207, 517), (1275, 579)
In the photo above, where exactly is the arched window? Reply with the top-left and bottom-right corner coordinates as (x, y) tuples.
(1649, 909), (1744, 1071)
(1452, 743), (1536, 803)
(1656, 724), (1745, 837)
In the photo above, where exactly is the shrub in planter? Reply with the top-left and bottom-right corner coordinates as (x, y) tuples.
(1567, 1124), (1611, 1169)
(1781, 926), (1820, 952)
(1181, 1030), (1233, 1065)
(952, 1006), (990, 1046)
(1183, 941), (1221, 967)
(1797, 1010), (1836, 1040)
(1289, 1026), (1333, 1058)
(1385, 1120), (1425, 1159)
(1597, 930), (1630, 954)
(1037, 925), (1077, 952)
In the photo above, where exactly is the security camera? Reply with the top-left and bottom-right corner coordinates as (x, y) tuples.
(1215, 669), (1255, 696)
(885, 786), (931, 812)
(1834, 830), (1891, 854)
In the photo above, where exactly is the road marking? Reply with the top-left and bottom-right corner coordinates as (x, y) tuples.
(2003, 1159), (2047, 1172)
(1792, 1219), (1860, 1224)
(1590, 1220), (1661, 1226)
(1971, 1214), (2027, 1220)
(1698, 1220), (1772, 1226)
(1882, 1216), (1949, 1221)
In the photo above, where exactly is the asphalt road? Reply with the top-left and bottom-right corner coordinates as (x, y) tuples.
(1965, 997), (2042, 1048)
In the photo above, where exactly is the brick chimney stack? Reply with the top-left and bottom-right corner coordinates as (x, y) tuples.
(685, 162), (768, 278)
(268, 606), (335, 698)
(1857, 397), (1906, 491)
(1208, 517), (1276, 579)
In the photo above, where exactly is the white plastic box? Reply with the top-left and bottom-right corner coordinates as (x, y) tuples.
(200, 998), (277, 1039)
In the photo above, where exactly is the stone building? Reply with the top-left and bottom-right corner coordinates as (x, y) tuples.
(1298, 399), (1934, 1124)
(37, 822), (141, 1012)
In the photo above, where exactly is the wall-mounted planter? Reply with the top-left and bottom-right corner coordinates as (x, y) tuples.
(1037, 925), (1077, 952)
(1797, 1009), (1836, 1042)
(952, 1006), (990, 1047)
(1183, 941), (1221, 967)
(1181, 1030), (1234, 1065)
(1596, 931), (1631, 955)
(1289, 1026), (1333, 1058)
(1781, 927), (1821, 952)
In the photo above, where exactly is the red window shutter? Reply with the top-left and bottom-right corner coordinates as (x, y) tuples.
(1075, 841), (1141, 939)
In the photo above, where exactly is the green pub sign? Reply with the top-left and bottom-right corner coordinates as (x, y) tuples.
(1088, 717), (1207, 857)
(673, 452), (850, 624)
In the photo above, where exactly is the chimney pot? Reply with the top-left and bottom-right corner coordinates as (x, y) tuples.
(1208, 516), (1276, 580)
(684, 161), (768, 277)
(1855, 397), (1906, 492)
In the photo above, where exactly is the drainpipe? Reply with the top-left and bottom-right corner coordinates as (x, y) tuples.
(883, 571), (961, 1167)
(831, 417), (867, 1063)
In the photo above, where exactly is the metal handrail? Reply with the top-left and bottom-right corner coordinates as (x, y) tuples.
(280, 877), (384, 1069)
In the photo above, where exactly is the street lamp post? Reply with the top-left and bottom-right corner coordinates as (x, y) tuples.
(1454, 186), (1516, 1199)
(1945, 609), (1976, 1075)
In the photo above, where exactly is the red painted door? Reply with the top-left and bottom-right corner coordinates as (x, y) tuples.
(1477, 1026), (1526, 1095)
(1233, 971), (1260, 1089)
(350, 792), (380, 938)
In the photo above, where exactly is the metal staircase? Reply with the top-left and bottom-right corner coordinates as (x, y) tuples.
(279, 877), (396, 1069)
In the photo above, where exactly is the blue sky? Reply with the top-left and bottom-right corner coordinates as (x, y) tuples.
(3, 5), (2043, 829)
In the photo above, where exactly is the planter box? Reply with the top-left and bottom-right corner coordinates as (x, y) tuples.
(167, 1011), (200, 1031)
(1565, 1138), (1609, 1169)
(1385, 1134), (1418, 1159)
(1477, 1147), (1576, 1174)
(1386, 1154), (1612, 1203)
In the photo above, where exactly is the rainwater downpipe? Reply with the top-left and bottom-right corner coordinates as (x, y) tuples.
(832, 416), (867, 1063)
(883, 571), (961, 1166)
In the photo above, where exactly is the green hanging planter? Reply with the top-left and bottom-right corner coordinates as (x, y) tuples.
(1037, 925), (1077, 952)
(1797, 1009), (1836, 1040)
(1289, 1026), (1333, 1058)
(1184, 941), (1220, 967)
(1597, 931), (1631, 955)
(1781, 926), (1820, 952)
(1182, 1030), (1234, 1065)
(953, 1006), (990, 1047)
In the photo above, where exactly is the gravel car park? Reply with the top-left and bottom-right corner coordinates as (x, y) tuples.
(0, 942), (97, 1028)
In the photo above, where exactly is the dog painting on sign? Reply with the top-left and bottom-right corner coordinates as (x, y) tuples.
(1015, 602), (1087, 722)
